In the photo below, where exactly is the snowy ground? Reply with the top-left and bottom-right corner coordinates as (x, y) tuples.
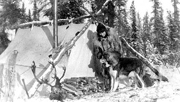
(64, 65), (180, 102)
(16, 66), (180, 102)
(64, 82), (180, 102)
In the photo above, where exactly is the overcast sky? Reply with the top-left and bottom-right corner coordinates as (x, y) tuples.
(126, 0), (175, 18)
(22, 0), (177, 20)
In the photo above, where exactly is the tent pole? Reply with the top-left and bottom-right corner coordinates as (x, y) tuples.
(22, 79), (30, 98)
(53, 0), (58, 48)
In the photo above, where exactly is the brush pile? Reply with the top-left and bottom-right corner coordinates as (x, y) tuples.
(49, 77), (107, 101)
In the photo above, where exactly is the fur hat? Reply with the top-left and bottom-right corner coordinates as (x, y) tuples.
(97, 23), (106, 34)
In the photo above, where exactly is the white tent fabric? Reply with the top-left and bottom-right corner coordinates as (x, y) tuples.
(0, 23), (100, 101)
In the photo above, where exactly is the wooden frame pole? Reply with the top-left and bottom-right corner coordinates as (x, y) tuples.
(53, 0), (58, 48)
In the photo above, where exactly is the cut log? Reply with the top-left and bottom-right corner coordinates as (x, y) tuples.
(120, 37), (168, 82)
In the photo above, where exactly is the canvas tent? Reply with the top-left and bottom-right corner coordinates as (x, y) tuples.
(0, 23), (101, 101)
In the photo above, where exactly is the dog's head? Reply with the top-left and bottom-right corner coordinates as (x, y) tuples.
(100, 51), (121, 68)
(100, 57), (111, 68)
(104, 51), (121, 67)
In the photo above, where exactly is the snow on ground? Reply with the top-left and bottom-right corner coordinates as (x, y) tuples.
(16, 66), (180, 102)
(63, 66), (180, 102)
(64, 82), (180, 102)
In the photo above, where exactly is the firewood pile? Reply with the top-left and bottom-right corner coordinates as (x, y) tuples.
(49, 77), (106, 101)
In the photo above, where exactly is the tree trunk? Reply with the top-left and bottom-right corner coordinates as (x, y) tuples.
(120, 37), (168, 81)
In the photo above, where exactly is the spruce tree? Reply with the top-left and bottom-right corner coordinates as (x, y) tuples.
(168, 11), (180, 52)
(169, 0), (180, 52)
(43, 0), (85, 24)
(151, 0), (169, 54)
(115, 0), (129, 36)
(33, 0), (39, 21)
(28, 9), (32, 22)
(0, 0), (22, 28)
(137, 13), (144, 54)
(129, 1), (139, 52)
(21, 2), (26, 23)
(137, 13), (142, 35)
(171, 0), (179, 27)
(142, 12), (152, 57)
(0, 0), (22, 47)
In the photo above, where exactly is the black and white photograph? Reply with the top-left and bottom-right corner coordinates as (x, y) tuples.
(0, 0), (180, 102)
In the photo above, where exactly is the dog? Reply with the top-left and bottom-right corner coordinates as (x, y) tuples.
(100, 51), (145, 91)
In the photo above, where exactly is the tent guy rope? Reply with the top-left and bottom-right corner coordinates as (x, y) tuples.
(27, 0), (112, 98)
